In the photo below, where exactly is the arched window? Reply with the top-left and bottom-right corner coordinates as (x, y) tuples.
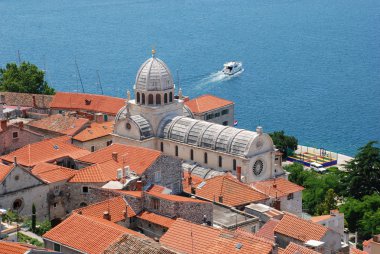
(164, 93), (168, 104)
(142, 93), (146, 104)
(136, 92), (140, 104)
(219, 156), (222, 167)
(190, 149), (194, 160)
(156, 94), (161, 105)
(169, 92), (173, 102)
(160, 142), (164, 152)
(204, 152), (208, 164)
(148, 94), (154, 105)
(175, 146), (178, 156)
(233, 159), (237, 171)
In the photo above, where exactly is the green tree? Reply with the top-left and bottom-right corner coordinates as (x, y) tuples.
(269, 131), (298, 159)
(0, 62), (55, 95)
(31, 203), (36, 233)
(342, 141), (380, 199)
(316, 189), (337, 215)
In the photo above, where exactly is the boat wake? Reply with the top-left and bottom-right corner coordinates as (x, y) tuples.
(196, 69), (244, 88)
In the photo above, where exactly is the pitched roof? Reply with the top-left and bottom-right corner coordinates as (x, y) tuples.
(104, 234), (180, 254)
(274, 214), (328, 242)
(310, 214), (334, 223)
(160, 219), (273, 254)
(0, 136), (90, 167)
(0, 92), (53, 109)
(73, 196), (136, 221)
(69, 161), (119, 183)
(255, 219), (280, 242)
(76, 143), (161, 175)
(147, 192), (207, 203)
(0, 163), (13, 183)
(73, 121), (113, 142)
(182, 171), (204, 189)
(31, 162), (75, 183)
(43, 213), (143, 254)
(27, 114), (89, 136)
(50, 92), (125, 115)
(137, 211), (176, 228)
(350, 248), (368, 254)
(0, 241), (56, 254)
(185, 174), (268, 207)
(184, 94), (233, 114)
(252, 178), (304, 198)
(282, 242), (320, 254)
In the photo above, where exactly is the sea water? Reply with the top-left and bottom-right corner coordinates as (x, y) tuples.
(0, 0), (379, 156)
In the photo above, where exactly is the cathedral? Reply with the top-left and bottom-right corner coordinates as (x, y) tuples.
(112, 50), (284, 183)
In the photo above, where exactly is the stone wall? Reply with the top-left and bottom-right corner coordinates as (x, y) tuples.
(0, 125), (44, 155)
(136, 219), (167, 239)
(64, 183), (105, 212)
(44, 241), (80, 254)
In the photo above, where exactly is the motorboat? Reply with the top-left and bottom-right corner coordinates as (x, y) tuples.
(222, 61), (243, 75)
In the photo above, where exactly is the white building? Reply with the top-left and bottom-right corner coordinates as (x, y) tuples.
(113, 51), (284, 183)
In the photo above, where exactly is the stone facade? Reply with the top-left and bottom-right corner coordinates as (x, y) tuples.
(195, 104), (234, 127)
(72, 135), (113, 152)
(0, 122), (44, 155)
(264, 191), (303, 216)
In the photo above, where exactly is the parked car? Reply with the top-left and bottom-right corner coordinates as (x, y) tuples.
(309, 162), (327, 173)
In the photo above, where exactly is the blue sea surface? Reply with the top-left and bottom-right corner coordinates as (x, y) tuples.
(1, 0), (379, 156)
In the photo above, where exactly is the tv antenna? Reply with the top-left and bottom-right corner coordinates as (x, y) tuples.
(96, 70), (104, 95)
(75, 58), (85, 93)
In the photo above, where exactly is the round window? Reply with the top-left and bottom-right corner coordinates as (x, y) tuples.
(126, 123), (131, 130)
(253, 160), (264, 176)
(13, 199), (23, 210)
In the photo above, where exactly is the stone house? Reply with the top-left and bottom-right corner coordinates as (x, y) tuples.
(72, 116), (113, 152)
(0, 163), (49, 221)
(184, 94), (235, 126)
(251, 177), (304, 216)
(363, 235), (380, 254)
(310, 210), (345, 241)
(0, 241), (60, 254)
(274, 213), (342, 254)
(0, 119), (44, 155)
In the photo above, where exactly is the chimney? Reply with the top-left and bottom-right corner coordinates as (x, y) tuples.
(112, 152), (118, 162)
(236, 166), (242, 182)
(18, 121), (24, 129)
(136, 180), (143, 191)
(256, 126), (263, 135)
(0, 120), (7, 131)
(218, 195), (223, 203)
(191, 186), (196, 194)
(14, 156), (17, 166)
(32, 95), (37, 108)
(103, 211), (111, 221)
(94, 113), (104, 123)
(374, 235), (380, 243)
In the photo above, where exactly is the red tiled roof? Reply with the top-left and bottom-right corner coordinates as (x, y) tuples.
(0, 163), (13, 183)
(32, 162), (75, 183)
(350, 248), (368, 254)
(0, 241), (55, 254)
(74, 196), (136, 221)
(282, 242), (320, 254)
(0, 137), (90, 167)
(146, 184), (167, 194)
(69, 162), (118, 183)
(43, 213), (143, 254)
(137, 211), (176, 228)
(73, 121), (113, 142)
(76, 143), (161, 175)
(255, 219), (280, 242)
(27, 114), (89, 136)
(147, 192), (207, 203)
(274, 214), (328, 242)
(184, 94), (233, 114)
(161, 219), (273, 254)
(182, 171), (204, 189)
(310, 214), (334, 223)
(252, 178), (304, 198)
(50, 92), (125, 115)
(185, 174), (268, 207)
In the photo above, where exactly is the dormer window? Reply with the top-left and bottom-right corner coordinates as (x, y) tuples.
(85, 99), (91, 105)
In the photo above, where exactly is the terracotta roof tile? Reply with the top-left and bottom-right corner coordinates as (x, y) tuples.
(310, 214), (334, 223)
(43, 213), (143, 254)
(182, 171), (204, 189)
(146, 192), (207, 203)
(74, 196), (136, 221)
(137, 211), (176, 228)
(32, 162), (75, 183)
(27, 114), (89, 136)
(69, 162), (117, 183)
(252, 178), (304, 198)
(282, 242), (320, 254)
(184, 94), (233, 114)
(161, 219), (273, 254)
(50, 92), (125, 115)
(274, 214), (328, 242)
(185, 174), (269, 207)
(0, 241), (56, 254)
(255, 219), (280, 242)
(76, 144), (161, 175)
(73, 121), (113, 141)
(0, 163), (13, 183)
(350, 248), (368, 254)
(0, 137), (90, 167)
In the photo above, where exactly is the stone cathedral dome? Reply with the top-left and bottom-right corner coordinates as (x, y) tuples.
(134, 50), (174, 92)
